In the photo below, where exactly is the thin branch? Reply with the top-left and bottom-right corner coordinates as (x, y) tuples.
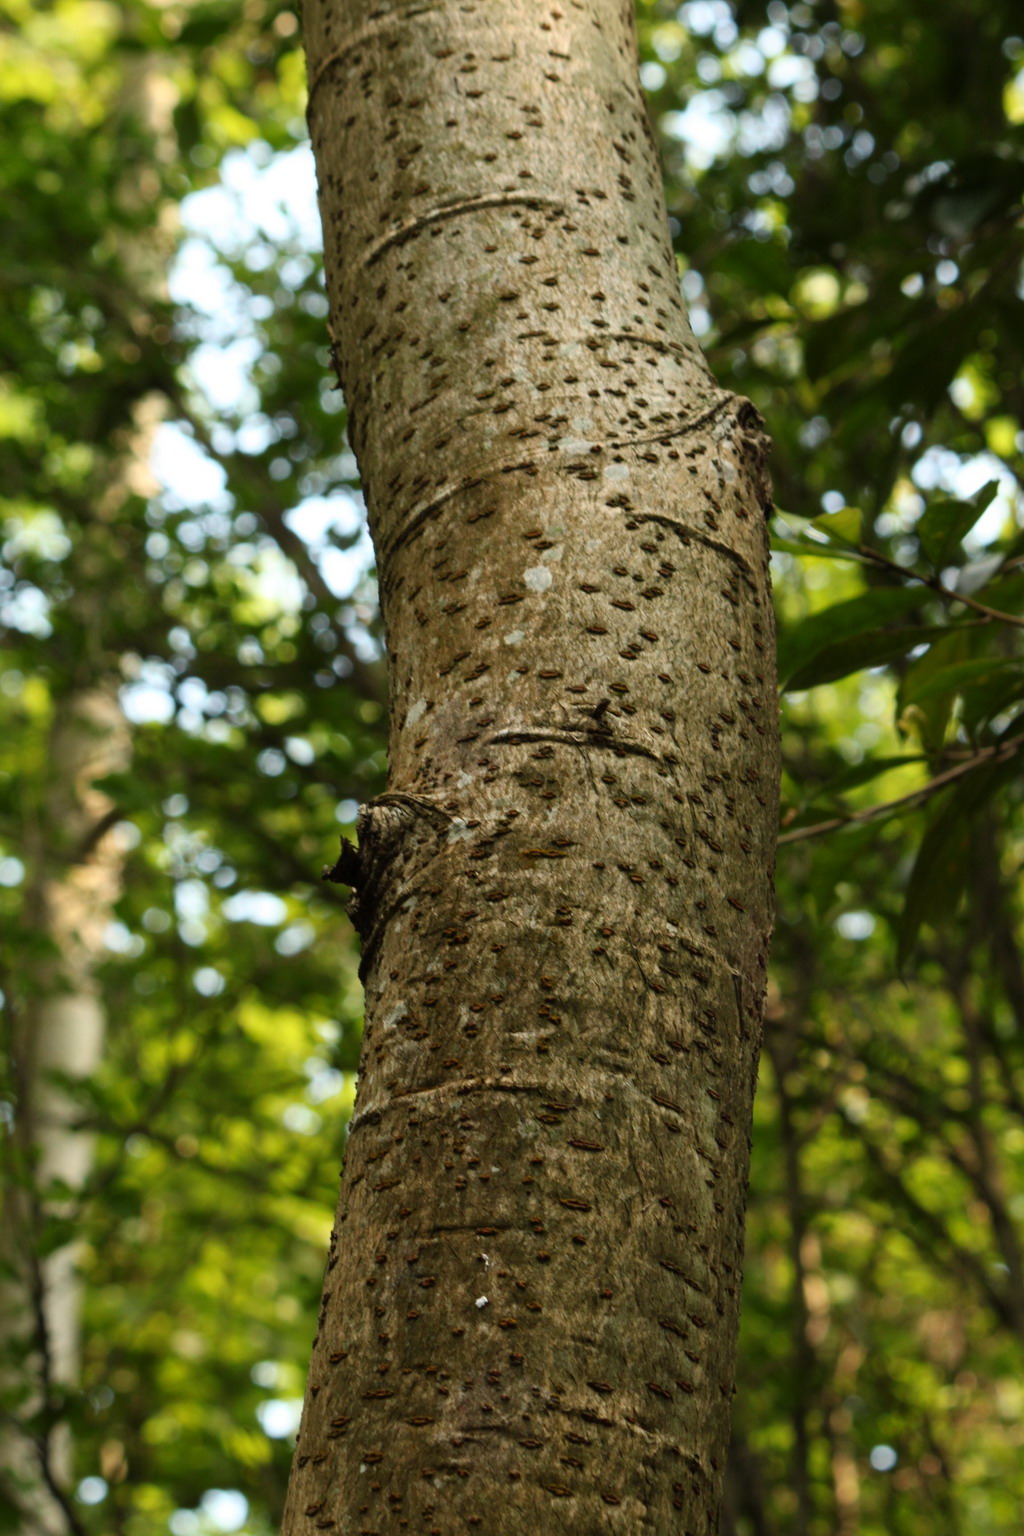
(22, 1213), (90, 1536)
(857, 543), (1024, 629)
(778, 732), (1024, 846)
(164, 390), (385, 705)
(72, 805), (121, 865)
(855, 1129), (1017, 1335)
(32, 1436), (89, 1536)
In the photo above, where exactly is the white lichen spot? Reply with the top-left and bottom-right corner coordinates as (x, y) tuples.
(383, 1001), (408, 1029)
(540, 543), (563, 563)
(405, 698), (427, 728)
(455, 770), (473, 788)
(524, 566), (552, 593)
(560, 435), (594, 452)
(446, 817), (473, 844)
(475, 1295), (489, 1309)
(604, 462), (630, 480)
(503, 629), (525, 646)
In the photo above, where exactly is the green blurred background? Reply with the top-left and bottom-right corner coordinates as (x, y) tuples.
(1, 1), (1023, 1532)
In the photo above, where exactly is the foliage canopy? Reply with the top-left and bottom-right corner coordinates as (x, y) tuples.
(1, 1), (1023, 1532)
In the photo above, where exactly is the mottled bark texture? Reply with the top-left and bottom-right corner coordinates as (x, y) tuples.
(286, 1), (779, 1531)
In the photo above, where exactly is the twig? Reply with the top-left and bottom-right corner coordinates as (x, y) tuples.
(163, 387), (384, 705)
(778, 732), (1024, 846)
(857, 543), (1024, 629)
(24, 1213), (90, 1536)
(72, 805), (121, 865)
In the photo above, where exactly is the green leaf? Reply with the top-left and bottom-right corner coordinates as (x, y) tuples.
(789, 626), (952, 690)
(901, 657), (1019, 709)
(785, 754), (924, 823)
(915, 481), (999, 568)
(896, 628), (975, 750)
(962, 672), (1024, 737)
(803, 297), (914, 386)
(883, 306), (980, 414)
(817, 754), (925, 797)
(810, 506), (863, 546)
(778, 586), (931, 688)
(898, 759), (1017, 970)
(974, 569), (1024, 615)
(769, 532), (864, 562)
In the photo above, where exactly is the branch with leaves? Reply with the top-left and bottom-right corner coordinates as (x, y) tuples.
(779, 732), (1024, 845)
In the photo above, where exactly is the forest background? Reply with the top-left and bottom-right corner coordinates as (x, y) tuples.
(1, 0), (1023, 1533)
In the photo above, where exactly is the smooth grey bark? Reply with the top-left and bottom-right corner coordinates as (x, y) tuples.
(286, 1), (779, 1530)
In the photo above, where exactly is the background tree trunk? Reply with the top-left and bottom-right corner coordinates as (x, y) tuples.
(286, 1), (779, 1530)
(0, 60), (171, 1527)
(1, 688), (130, 1533)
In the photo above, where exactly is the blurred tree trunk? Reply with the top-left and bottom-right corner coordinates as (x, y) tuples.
(0, 54), (172, 1531)
(1, 690), (130, 1533)
(286, 1), (779, 1530)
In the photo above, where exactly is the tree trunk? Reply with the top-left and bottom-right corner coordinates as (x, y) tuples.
(286, 2), (779, 1530)
(0, 49), (178, 1527)
(1, 688), (131, 1533)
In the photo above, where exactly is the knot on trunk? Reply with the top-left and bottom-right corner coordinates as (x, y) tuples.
(732, 397), (774, 517)
(322, 793), (454, 949)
